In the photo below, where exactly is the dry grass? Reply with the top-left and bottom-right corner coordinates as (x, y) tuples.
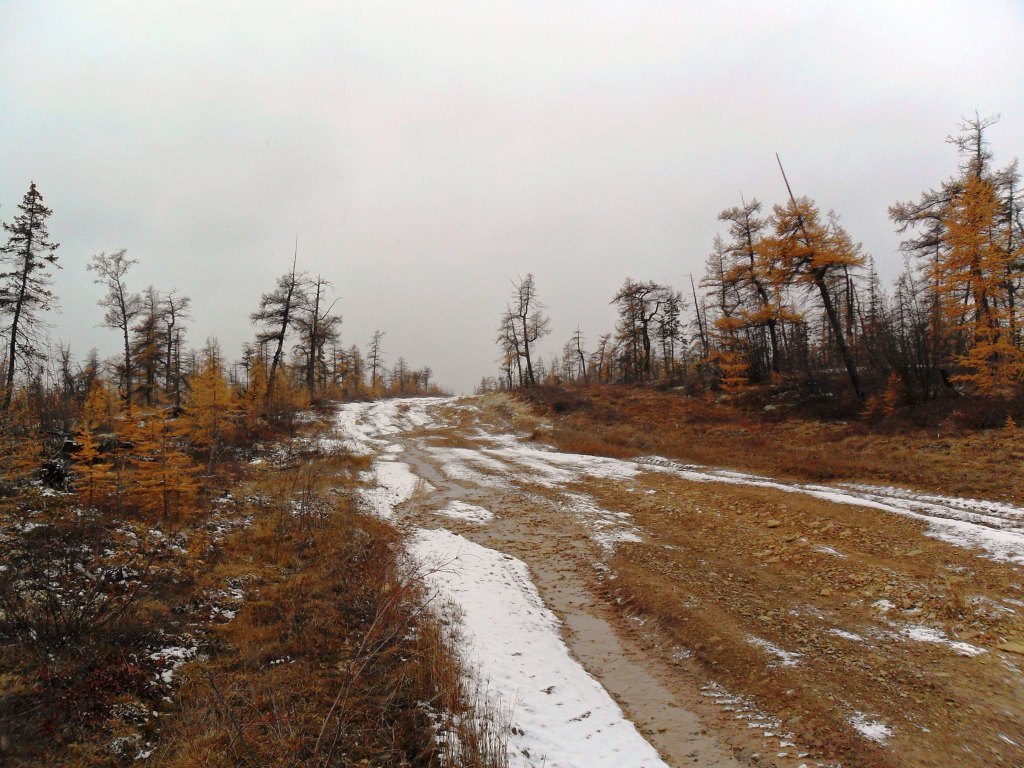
(0, 410), (508, 768)
(156, 433), (508, 768)
(0, 495), (204, 766)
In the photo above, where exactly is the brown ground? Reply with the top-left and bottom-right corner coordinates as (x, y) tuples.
(391, 392), (1024, 768)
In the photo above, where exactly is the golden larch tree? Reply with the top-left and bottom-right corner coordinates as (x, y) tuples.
(73, 380), (118, 508)
(0, 393), (39, 492)
(939, 175), (1024, 396)
(763, 197), (866, 400)
(184, 354), (240, 465)
(124, 412), (198, 518)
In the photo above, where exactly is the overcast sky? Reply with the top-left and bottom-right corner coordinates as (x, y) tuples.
(3, 1), (1023, 394)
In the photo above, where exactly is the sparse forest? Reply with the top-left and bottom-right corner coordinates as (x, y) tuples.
(487, 116), (1024, 424)
(0, 184), (467, 765)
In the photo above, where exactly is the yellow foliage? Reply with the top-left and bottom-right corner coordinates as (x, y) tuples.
(123, 411), (199, 518)
(940, 176), (1024, 396)
(0, 394), (38, 489)
(864, 394), (884, 419)
(74, 381), (118, 508)
(763, 197), (865, 286)
(274, 367), (310, 412)
(83, 378), (118, 432)
(707, 338), (750, 396)
(185, 356), (240, 454)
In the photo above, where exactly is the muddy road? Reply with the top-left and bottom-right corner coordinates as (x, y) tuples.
(332, 395), (1024, 768)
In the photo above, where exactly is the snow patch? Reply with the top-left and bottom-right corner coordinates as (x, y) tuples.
(872, 599), (895, 613)
(828, 628), (866, 642)
(427, 446), (513, 490)
(332, 397), (450, 454)
(701, 683), (804, 754)
(813, 545), (846, 558)
(898, 624), (986, 657)
(849, 711), (892, 744)
(435, 500), (494, 524)
(359, 461), (422, 520)
(150, 644), (197, 685)
(482, 440), (639, 488)
(409, 528), (668, 768)
(561, 492), (643, 551)
(747, 635), (802, 667)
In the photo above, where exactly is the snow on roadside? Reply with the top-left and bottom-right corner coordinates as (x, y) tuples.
(350, 397), (1024, 567)
(747, 635), (803, 667)
(561, 492), (642, 551)
(828, 628), (866, 642)
(434, 500), (494, 524)
(814, 545), (846, 558)
(426, 446), (513, 490)
(638, 456), (1024, 564)
(700, 683), (806, 756)
(330, 402), (381, 455)
(450, 404), (1024, 565)
(359, 461), (423, 520)
(482, 439), (640, 488)
(409, 528), (669, 768)
(331, 397), (451, 455)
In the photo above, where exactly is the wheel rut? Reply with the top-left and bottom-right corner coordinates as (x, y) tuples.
(396, 434), (742, 767)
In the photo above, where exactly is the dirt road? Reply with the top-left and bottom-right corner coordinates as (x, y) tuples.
(333, 395), (1024, 768)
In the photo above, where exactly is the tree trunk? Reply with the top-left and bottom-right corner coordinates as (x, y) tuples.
(814, 271), (865, 401)
(521, 315), (535, 387)
(119, 292), (133, 413)
(306, 282), (321, 396)
(2, 227), (33, 411)
(266, 285), (294, 408)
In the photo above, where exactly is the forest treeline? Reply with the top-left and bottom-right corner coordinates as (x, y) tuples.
(0, 185), (457, 764)
(0, 189), (444, 495)
(488, 115), (1024, 422)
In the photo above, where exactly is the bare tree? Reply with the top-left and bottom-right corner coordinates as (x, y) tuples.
(250, 251), (310, 408)
(346, 344), (365, 397)
(294, 276), (341, 398)
(497, 307), (524, 387)
(88, 250), (140, 410)
(163, 289), (191, 407)
(392, 357), (408, 395)
(130, 286), (166, 406)
(612, 278), (666, 381)
(563, 328), (587, 383)
(366, 330), (385, 396)
(509, 274), (550, 387)
(588, 333), (613, 383)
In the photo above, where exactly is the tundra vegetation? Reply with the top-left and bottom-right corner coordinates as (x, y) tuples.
(0, 115), (1022, 766)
